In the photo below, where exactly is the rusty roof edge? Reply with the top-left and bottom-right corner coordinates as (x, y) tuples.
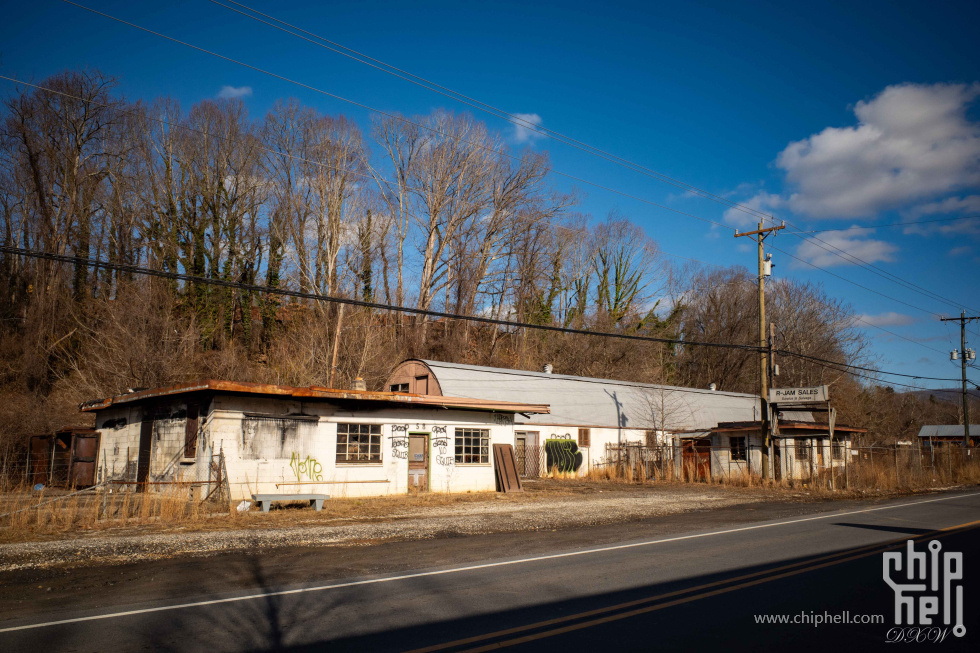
(79, 379), (549, 414)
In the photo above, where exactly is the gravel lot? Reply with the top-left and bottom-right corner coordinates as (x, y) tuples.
(0, 481), (775, 571)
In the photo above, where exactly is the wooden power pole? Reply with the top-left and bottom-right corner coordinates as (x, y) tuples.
(735, 221), (784, 479)
(940, 311), (978, 448)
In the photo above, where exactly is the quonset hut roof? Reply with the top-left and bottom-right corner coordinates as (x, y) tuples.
(389, 360), (767, 432)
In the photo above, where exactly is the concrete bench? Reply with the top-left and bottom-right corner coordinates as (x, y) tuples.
(251, 493), (330, 513)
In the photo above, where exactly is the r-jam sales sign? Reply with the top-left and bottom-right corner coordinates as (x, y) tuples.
(768, 385), (829, 404)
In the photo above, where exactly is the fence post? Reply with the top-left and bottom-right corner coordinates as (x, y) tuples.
(894, 445), (899, 487)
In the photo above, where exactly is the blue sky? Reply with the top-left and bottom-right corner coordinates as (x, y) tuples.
(2, 0), (979, 390)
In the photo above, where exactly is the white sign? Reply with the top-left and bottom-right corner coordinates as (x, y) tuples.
(768, 385), (828, 404)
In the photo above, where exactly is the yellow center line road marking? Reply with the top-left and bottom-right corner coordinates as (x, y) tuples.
(450, 520), (980, 653)
(0, 491), (977, 634)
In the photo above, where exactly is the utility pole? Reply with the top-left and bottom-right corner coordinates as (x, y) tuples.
(940, 311), (978, 448)
(735, 221), (784, 479)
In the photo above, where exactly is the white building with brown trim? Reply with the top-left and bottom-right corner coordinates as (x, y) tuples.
(81, 380), (548, 500)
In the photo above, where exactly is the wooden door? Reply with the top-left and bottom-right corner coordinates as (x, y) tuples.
(816, 439), (825, 469)
(408, 434), (429, 491)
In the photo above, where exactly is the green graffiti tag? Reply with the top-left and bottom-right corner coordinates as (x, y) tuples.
(290, 452), (323, 482)
(545, 439), (583, 473)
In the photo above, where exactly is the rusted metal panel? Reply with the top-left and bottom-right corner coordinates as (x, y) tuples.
(68, 432), (100, 487)
(79, 379), (548, 415)
(492, 444), (523, 493)
(682, 439), (711, 482)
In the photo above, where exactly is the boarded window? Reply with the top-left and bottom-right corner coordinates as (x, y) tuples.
(389, 383), (409, 393)
(578, 428), (591, 447)
(336, 423), (382, 463)
(455, 428), (490, 464)
(644, 430), (657, 448)
(795, 439), (810, 461)
(729, 435), (746, 461)
(241, 416), (316, 460)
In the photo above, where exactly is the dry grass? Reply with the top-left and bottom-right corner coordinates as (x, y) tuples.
(0, 485), (510, 543)
(576, 450), (980, 495)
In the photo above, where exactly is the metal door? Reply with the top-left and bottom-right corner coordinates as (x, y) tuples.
(408, 434), (429, 491)
(682, 438), (711, 482)
(68, 432), (100, 487)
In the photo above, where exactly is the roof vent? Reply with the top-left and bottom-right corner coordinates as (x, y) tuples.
(709, 383), (717, 391)
(543, 363), (554, 374)
(353, 377), (367, 391)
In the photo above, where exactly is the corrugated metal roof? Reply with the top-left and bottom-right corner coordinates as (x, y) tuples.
(917, 425), (979, 438)
(79, 379), (550, 415)
(417, 360), (767, 431)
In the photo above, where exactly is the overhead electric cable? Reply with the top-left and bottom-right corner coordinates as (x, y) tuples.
(3, 244), (967, 389)
(208, 0), (978, 318)
(58, 0), (731, 232)
(60, 0), (971, 327)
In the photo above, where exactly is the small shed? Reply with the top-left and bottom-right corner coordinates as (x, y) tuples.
(81, 380), (548, 500)
(386, 360), (763, 476)
(916, 425), (978, 448)
(710, 420), (866, 481)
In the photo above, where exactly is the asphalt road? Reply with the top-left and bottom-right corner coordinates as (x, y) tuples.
(2, 490), (979, 652)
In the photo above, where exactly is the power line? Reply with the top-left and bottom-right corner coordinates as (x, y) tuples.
(3, 244), (967, 389)
(58, 0), (971, 336)
(0, 82), (947, 364)
(767, 243), (949, 355)
(58, 0), (731, 233)
(208, 0), (978, 320)
(790, 215), (980, 233)
(208, 0), (776, 225)
(0, 244), (759, 353)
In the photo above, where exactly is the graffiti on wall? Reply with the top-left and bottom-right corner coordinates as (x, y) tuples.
(290, 452), (323, 482)
(545, 438), (583, 473)
(432, 435), (453, 466)
(390, 436), (409, 459)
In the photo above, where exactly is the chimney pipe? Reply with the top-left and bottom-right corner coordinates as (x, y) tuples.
(543, 363), (554, 374)
(709, 383), (717, 391)
(353, 377), (367, 391)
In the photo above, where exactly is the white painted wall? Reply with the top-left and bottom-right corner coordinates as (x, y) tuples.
(94, 395), (517, 500)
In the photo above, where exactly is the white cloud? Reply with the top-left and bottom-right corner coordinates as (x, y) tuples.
(217, 85), (253, 99)
(775, 83), (980, 218)
(949, 245), (972, 257)
(793, 226), (898, 268)
(512, 113), (544, 143)
(723, 192), (783, 228)
(855, 311), (916, 327)
(902, 195), (980, 236)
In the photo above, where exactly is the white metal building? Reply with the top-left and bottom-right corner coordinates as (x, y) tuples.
(81, 380), (548, 500)
(385, 360), (765, 476)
